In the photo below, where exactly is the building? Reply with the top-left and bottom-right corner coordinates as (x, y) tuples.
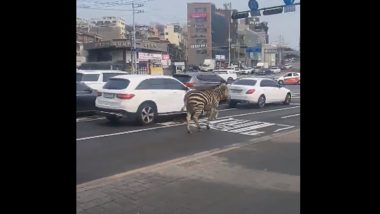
(77, 17), (92, 32)
(90, 17), (126, 40)
(164, 24), (183, 46)
(80, 39), (170, 72)
(76, 31), (103, 68)
(186, 2), (238, 66)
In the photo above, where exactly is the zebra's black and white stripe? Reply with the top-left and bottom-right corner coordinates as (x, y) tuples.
(183, 84), (229, 133)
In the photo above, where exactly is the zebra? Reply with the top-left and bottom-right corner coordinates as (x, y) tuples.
(183, 83), (230, 133)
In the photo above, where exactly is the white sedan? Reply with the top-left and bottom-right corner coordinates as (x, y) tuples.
(228, 78), (291, 108)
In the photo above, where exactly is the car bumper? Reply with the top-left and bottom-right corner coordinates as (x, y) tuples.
(96, 108), (135, 118)
(230, 94), (259, 104)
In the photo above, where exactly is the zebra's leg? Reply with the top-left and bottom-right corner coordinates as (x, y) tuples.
(193, 111), (202, 131)
(186, 112), (192, 134)
(206, 109), (214, 130)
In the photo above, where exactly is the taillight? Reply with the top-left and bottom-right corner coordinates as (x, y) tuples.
(246, 89), (256, 94)
(97, 91), (102, 96)
(184, 82), (193, 88)
(116, 93), (135, 99)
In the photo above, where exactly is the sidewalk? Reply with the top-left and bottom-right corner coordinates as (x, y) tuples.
(77, 129), (300, 214)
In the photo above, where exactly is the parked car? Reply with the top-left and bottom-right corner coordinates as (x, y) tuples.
(96, 75), (189, 125)
(76, 82), (98, 115)
(173, 72), (226, 90)
(213, 70), (238, 83)
(255, 69), (273, 76)
(228, 78), (292, 108)
(277, 72), (301, 85)
(269, 66), (281, 73)
(284, 64), (293, 69)
(76, 70), (127, 91)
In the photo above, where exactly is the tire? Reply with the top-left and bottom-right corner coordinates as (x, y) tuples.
(278, 80), (284, 85)
(227, 77), (233, 84)
(136, 102), (157, 126)
(106, 116), (121, 123)
(257, 95), (266, 108)
(229, 100), (237, 108)
(283, 93), (291, 105)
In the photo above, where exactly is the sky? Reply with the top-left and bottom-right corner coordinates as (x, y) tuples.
(77, 0), (300, 50)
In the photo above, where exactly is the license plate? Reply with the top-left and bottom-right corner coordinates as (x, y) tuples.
(103, 93), (115, 98)
(231, 89), (242, 93)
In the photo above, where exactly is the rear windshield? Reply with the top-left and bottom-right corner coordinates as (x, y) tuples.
(232, 79), (257, 86)
(76, 73), (99, 81)
(173, 75), (192, 83)
(103, 78), (130, 90)
(215, 71), (228, 74)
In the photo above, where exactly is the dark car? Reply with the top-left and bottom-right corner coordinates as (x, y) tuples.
(255, 69), (273, 76)
(77, 82), (98, 116)
(173, 72), (226, 90)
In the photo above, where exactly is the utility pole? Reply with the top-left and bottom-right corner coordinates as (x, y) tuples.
(131, 1), (144, 73)
(228, 2), (232, 67)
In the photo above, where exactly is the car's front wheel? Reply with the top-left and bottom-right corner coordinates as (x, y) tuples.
(278, 80), (284, 85)
(283, 93), (291, 105)
(136, 103), (157, 125)
(227, 77), (234, 84)
(106, 116), (121, 123)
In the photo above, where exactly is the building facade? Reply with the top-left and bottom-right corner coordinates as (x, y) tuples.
(186, 3), (238, 66)
(164, 24), (183, 46)
(80, 39), (169, 72)
(90, 17), (126, 40)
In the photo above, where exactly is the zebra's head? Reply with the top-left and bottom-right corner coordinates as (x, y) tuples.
(216, 83), (230, 101)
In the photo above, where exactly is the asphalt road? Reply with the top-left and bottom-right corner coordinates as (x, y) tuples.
(77, 85), (300, 184)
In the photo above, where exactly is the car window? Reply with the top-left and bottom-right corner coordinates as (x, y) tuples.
(215, 71), (228, 74)
(103, 73), (124, 82)
(232, 79), (257, 86)
(260, 80), (277, 87)
(197, 74), (224, 82)
(103, 78), (130, 89)
(76, 83), (91, 91)
(77, 73), (99, 81)
(163, 79), (187, 90)
(286, 73), (292, 77)
(173, 74), (192, 83)
(294, 73), (299, 76)
(135, 79), (166, 90)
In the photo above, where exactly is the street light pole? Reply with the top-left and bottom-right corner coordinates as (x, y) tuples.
(228, 2), (231, 67)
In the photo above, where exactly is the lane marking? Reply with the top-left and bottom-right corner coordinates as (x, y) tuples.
(274, 126), (295, 132)
(77, 117), (106, 123)
(77, 106), (300, 141)
(281, 114), (300, 119)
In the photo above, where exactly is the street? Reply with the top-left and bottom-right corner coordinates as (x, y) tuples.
(77, 85), (300, 184)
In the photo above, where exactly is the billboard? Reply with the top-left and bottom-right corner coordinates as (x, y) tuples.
(191, 13), (207, 18)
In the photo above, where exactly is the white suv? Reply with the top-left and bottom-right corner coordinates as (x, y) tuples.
(76, 70), (127, 91)
(96, 75), (189, 125)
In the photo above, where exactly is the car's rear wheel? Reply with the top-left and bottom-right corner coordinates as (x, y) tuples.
(229, 100), (237, 108)
(257, 95), (266, 108)
(283, 93), (291, 105)
(227, 77), (233, 84)
(136, 103), (157, 125)
(278, 80), (284, 85)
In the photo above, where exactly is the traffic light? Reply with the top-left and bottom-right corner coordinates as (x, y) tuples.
(262, 7), (283, 15)
(231, 11), (249, 19)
